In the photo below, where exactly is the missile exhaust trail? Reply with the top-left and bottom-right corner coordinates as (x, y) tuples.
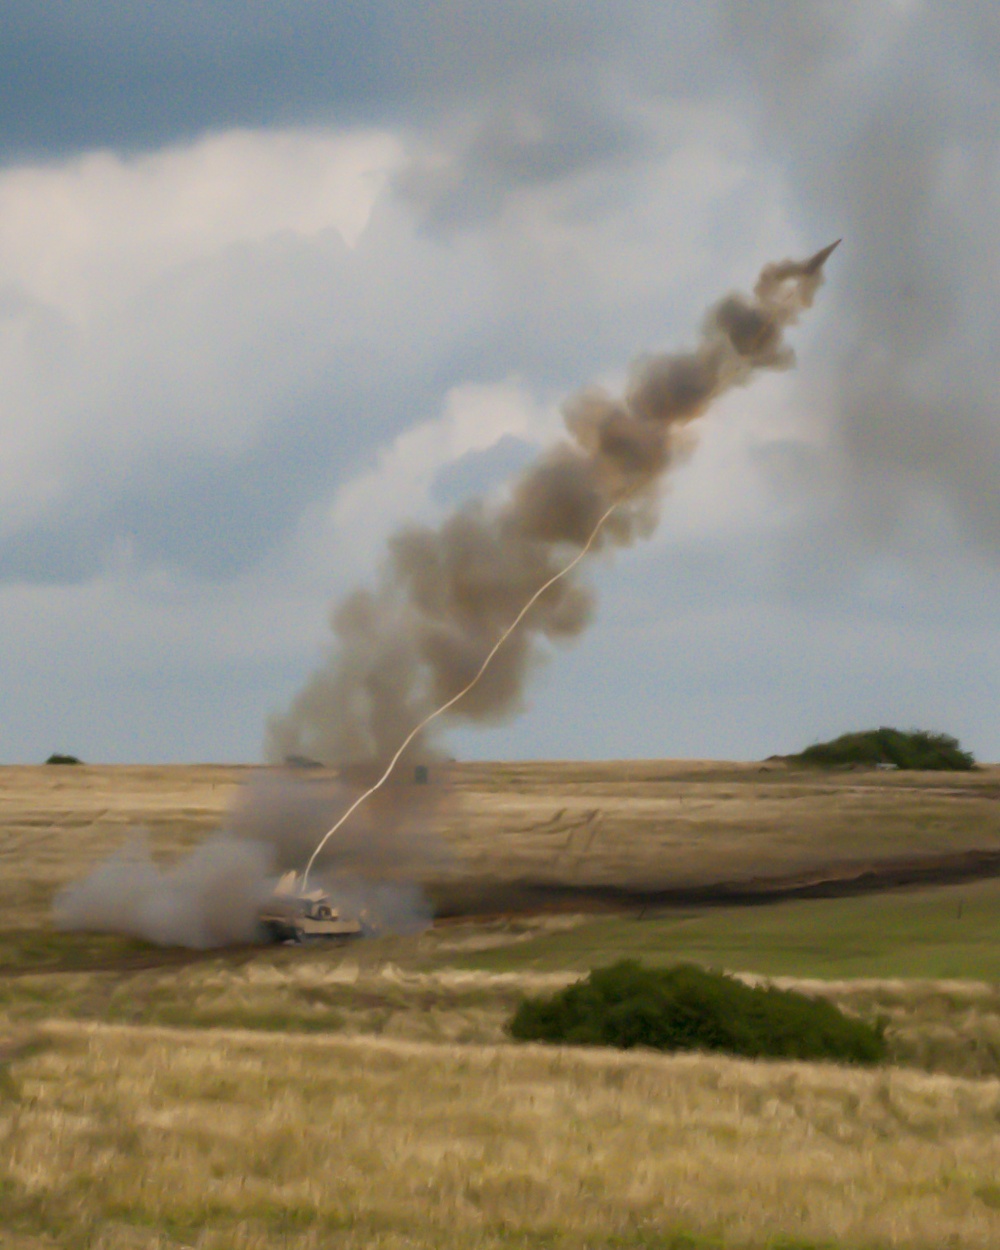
(274, 244), (840, 888)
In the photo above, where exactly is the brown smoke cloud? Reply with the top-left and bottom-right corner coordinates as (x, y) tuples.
(267, 250), (833, 771)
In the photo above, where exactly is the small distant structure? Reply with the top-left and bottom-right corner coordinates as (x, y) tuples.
(45, 753), (81, 765)
(414, 764), (429, 784)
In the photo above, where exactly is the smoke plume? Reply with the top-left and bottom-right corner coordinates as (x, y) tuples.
(267, 250), (833, 769)
(55, 249), (832, 950)
(54, 769), (439, 948)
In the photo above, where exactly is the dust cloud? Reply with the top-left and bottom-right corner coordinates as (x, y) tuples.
(54, 769), (440, 948)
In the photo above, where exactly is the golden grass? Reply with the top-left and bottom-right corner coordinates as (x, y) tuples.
(7, 764), (1000, 1248)
(440, 760), (1000, 898)
(5, 949), (1000, 1080)
(3, 761), (1000, 929)
(778, 976), (1000, 1080)
(0, 952), (571, 1048)
(5, 1022), (1000, 1249)
(0, 765), (245, 930)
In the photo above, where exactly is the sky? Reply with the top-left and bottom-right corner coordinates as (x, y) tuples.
(1, 1), (998, 765)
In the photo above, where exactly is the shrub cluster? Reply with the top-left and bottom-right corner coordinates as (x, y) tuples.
(509, 960), (886, 1065)
(793, 727), (974, 771)
(45, 753), (82, 765)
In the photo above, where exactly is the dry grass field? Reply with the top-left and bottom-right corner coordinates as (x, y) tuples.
(4, 950), (1000, 1078)
(3, 760), (1000, 931)
(4, 760), (1000, 1248)
(441, 759), (1000, 903)
(7, 1021), (1000, 1250)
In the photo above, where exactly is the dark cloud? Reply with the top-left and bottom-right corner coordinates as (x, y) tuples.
(0, 2), (387, 161)
(718, 0), (1000, 555)
(0, 418), (344, 584)
(396, 82), (643, 232)
(0, 2), (706, 164)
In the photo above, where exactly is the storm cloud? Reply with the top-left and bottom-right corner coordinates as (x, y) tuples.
(1, 2), (998, 765)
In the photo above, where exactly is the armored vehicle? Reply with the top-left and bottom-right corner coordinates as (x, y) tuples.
(259, 871), (363, 944)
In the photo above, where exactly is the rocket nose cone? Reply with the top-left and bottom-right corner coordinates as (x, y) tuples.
(803, 238), (842, 273)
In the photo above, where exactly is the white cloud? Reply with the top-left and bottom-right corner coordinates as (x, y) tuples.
(0, 128), (415, 557)
(0, 106), (791, 560)
(657, 362), (830, 544)
(0, 127), (401, 540)
(0, 128), (400, 317)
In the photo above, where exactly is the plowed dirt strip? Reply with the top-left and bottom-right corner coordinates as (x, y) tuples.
(5, 1021), (1000, 1249)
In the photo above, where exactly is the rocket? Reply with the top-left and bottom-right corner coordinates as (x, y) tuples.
(802, 238), (842, 274)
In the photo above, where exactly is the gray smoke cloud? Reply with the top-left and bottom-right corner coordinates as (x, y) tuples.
(719, 1), (1000, 556)
(53, 832), (272, 949)
(54, 769), (440, 948)
(268, 249), (833, 769)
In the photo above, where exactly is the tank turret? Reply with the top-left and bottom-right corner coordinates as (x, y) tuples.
(259, 871), (364, 943)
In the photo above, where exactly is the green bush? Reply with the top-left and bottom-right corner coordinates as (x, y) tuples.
(509, 961), (886, 1065)
(792, 727), (974, 771)
(45, 753), (82, 765)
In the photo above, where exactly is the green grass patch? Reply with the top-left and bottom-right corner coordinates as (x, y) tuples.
(0, 928), (157, 974)
(452, 879), (1000, 980)
(510, 960), (886, 1064)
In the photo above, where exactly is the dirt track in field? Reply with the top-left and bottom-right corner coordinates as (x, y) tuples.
(429, 844), (1000, 916)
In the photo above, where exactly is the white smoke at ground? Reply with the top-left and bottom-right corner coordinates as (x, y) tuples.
(321, 876), (434, 937)
(54, 768), (444, 948)
(53, 832), (271, 949)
